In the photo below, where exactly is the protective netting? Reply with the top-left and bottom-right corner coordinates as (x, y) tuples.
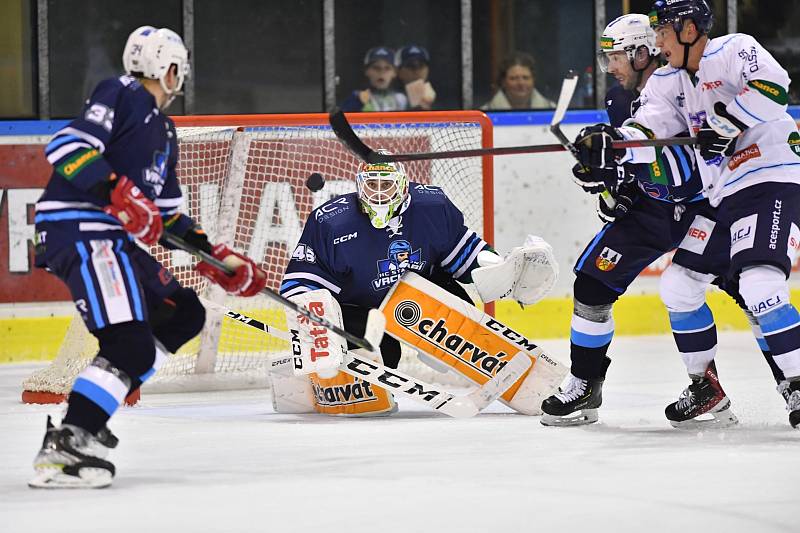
(22, 112), (491, 398)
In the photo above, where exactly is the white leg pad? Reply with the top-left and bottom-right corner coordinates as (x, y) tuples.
(269, 356), (315, 414)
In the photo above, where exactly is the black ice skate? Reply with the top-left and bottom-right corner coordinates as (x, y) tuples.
(777, 379), (800, 429)
(541, 374), (604, 427)
(665, 362), (738, 429)
(28, 416), (116, 489)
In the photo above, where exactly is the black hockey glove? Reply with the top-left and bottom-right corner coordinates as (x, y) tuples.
(596, 181), (637, 223)
(696, 101), (748, 162)
(573, 124), (627, 192)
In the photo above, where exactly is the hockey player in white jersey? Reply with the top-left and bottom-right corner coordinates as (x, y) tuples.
(574, 0), (800, 428)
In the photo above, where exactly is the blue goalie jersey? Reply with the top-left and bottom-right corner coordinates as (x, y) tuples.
(281, 184), (489, 309)
(35, 75), (193, 262)
(606, 84), (702, 203)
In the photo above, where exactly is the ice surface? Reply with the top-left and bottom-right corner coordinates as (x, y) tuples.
(1, 332), (797, 533)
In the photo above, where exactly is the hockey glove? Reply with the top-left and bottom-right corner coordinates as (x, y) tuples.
(195, 244), (267, 297)
(574, 124), (625, 179)
(103, 175), (162, 245)
(596, 182), (636, 223)
(696, 101), (748, 162)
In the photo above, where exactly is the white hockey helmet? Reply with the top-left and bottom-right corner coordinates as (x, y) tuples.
(597, 14), (659, 73)
(122, 26), (190, 107)
(356, 151), (409, 229)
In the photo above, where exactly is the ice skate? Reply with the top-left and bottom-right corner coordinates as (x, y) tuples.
(665, 363), (738, 429)
(541, 374), (604, 427)
(28, 416), (116, 489)
(777, 379), (800, 429)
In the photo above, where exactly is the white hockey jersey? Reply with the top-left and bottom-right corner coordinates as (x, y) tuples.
(617, 33), (800, 207)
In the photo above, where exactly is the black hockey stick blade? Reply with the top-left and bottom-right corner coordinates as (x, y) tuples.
(161, 232), (377, 352)
(328, 108), (381, 163)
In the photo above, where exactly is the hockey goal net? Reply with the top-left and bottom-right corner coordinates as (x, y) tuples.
(22, 111), (493, 403)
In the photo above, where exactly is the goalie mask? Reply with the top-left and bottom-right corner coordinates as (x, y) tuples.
(123, 26), (190, 109)
(596, 14), (659, 74)
(356, 151), (409, 229)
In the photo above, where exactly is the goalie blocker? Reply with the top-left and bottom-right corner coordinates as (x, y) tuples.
(380, 272), (567, 415)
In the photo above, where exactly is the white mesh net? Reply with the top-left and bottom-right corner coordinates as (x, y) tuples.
(22, 112), (492, 398)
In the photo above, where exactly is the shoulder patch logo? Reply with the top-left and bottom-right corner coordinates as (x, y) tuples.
(788, 132), (800, 159)
(595, 247), (621, 272)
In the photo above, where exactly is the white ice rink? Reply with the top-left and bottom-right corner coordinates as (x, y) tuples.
(1, 332), (797, 533)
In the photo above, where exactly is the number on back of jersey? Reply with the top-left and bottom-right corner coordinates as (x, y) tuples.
(291, 244), (316, 263)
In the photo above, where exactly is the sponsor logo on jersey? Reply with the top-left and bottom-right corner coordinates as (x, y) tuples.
(314, 197), (349, 222)
(730, 213), (757, 256)
(701, 80), (723, 91)
(595, 247), (621, 272)
(738, 46), (759, 74)
(56, 148), (101, 179)
(371, 240), (425, 291)
(770, 199), (782, 251)
(788, 132), (800, 159)
(333, 232), (357, 245)
(727, 144), (762, 171)
(414, 184), (444, 195)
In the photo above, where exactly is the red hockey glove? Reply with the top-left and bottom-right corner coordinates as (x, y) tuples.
(195, 244), (267, 297)
(103, 175), (163, 245)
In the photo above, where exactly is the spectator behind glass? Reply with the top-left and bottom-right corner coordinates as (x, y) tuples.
(395, 45), (436, 110)
(482, 51), (555, 110)
(340, 46), (408, 112)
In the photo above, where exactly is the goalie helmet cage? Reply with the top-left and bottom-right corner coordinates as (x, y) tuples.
(21, 111), (494, 403)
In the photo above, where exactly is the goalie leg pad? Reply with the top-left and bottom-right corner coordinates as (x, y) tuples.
(309, 349), (396, 416)
(269, 356), (315, 414)
(380, 272), (567, 414)
(287, 289), (348, 379)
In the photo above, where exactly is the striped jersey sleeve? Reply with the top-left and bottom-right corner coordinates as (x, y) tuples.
(280, 217), (343, 300)
(438, 196), (488, 283)
(45, 79), (120, 192)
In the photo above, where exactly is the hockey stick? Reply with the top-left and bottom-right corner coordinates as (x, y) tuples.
(328, 109), (695, 163)
(160, 232), (381, 353)
(198, 297), (532, 418)
(550, 72), (619, 210)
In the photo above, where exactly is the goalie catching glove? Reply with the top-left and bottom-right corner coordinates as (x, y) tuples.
(195, 243), (267, 297)
(471, 235), (558, 306)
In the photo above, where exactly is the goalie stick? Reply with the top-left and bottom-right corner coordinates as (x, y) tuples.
(198, 297), (532, 418)
(328, 108), (696, 164)
(161, 232), (381, 353)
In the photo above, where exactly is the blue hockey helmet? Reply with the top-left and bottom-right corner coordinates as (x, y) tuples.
(388, 240), (412, 263)
(649, 0), (714, 35)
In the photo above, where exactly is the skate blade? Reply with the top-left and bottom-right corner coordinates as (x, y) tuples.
(669, 409), (739, 430)
(541, 409), (599, 427)
(28, 465), (112, 489)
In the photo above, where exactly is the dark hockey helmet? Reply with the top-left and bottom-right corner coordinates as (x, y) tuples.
(649, 0), (714, 35)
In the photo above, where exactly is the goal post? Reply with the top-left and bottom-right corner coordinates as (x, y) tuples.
(21, 110), (494, 402)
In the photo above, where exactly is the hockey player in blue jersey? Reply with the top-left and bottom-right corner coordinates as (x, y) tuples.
(28, 26), (267, 488)
(274, 152), (559, 416)
(541, 13), (781, 428)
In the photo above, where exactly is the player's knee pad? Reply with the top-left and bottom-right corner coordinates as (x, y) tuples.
(151, 287), (206, 353)
(659, 264), (715, 312)
(573, 273), (620, 307)
(94, 321), (156, 385)
(287, 289), (347, 378)
(738, 265), (790, 318)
